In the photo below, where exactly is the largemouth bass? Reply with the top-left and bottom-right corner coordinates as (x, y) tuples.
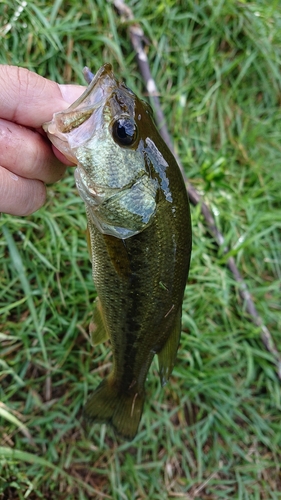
(43, 64), (192, 440)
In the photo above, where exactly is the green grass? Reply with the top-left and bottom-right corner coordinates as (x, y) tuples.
(1, 0), (281, 498)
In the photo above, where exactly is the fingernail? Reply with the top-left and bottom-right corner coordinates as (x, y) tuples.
(59, 84), (85, 104)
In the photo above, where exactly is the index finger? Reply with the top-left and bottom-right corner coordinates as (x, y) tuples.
(0, 65), (85, 128)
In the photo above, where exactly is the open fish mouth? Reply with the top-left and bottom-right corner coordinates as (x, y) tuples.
(43, 64), (119, 161)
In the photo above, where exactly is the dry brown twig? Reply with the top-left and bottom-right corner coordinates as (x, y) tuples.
(112, 0), (281, 380)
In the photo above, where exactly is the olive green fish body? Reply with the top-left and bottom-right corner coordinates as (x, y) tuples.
(43, 64), (192, 440)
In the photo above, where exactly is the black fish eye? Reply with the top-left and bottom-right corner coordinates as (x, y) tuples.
(112, 118), (138, 147)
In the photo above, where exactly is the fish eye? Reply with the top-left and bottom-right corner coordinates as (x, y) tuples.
(112, 118), (138, 147)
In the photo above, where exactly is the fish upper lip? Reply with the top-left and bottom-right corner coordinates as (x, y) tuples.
(44, 65), (118, 146)
(66, 63), (118, 114)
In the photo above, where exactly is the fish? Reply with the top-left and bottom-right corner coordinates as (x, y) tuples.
(43, 64), (192, 440)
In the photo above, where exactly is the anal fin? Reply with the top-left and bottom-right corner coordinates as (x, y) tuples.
(158, 307), (182, 386)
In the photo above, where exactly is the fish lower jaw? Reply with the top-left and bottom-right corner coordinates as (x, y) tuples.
(74, 168), (104, 206)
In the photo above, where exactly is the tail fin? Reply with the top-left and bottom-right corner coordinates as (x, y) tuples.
(84, 378), (145, 441)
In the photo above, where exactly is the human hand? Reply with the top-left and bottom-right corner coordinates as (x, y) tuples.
(0, 65), (84, 216)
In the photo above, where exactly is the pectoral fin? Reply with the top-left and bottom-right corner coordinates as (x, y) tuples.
(157, 307), (182, 386)
(103, 234), (131, 279)
(89, 297), (109, 345)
